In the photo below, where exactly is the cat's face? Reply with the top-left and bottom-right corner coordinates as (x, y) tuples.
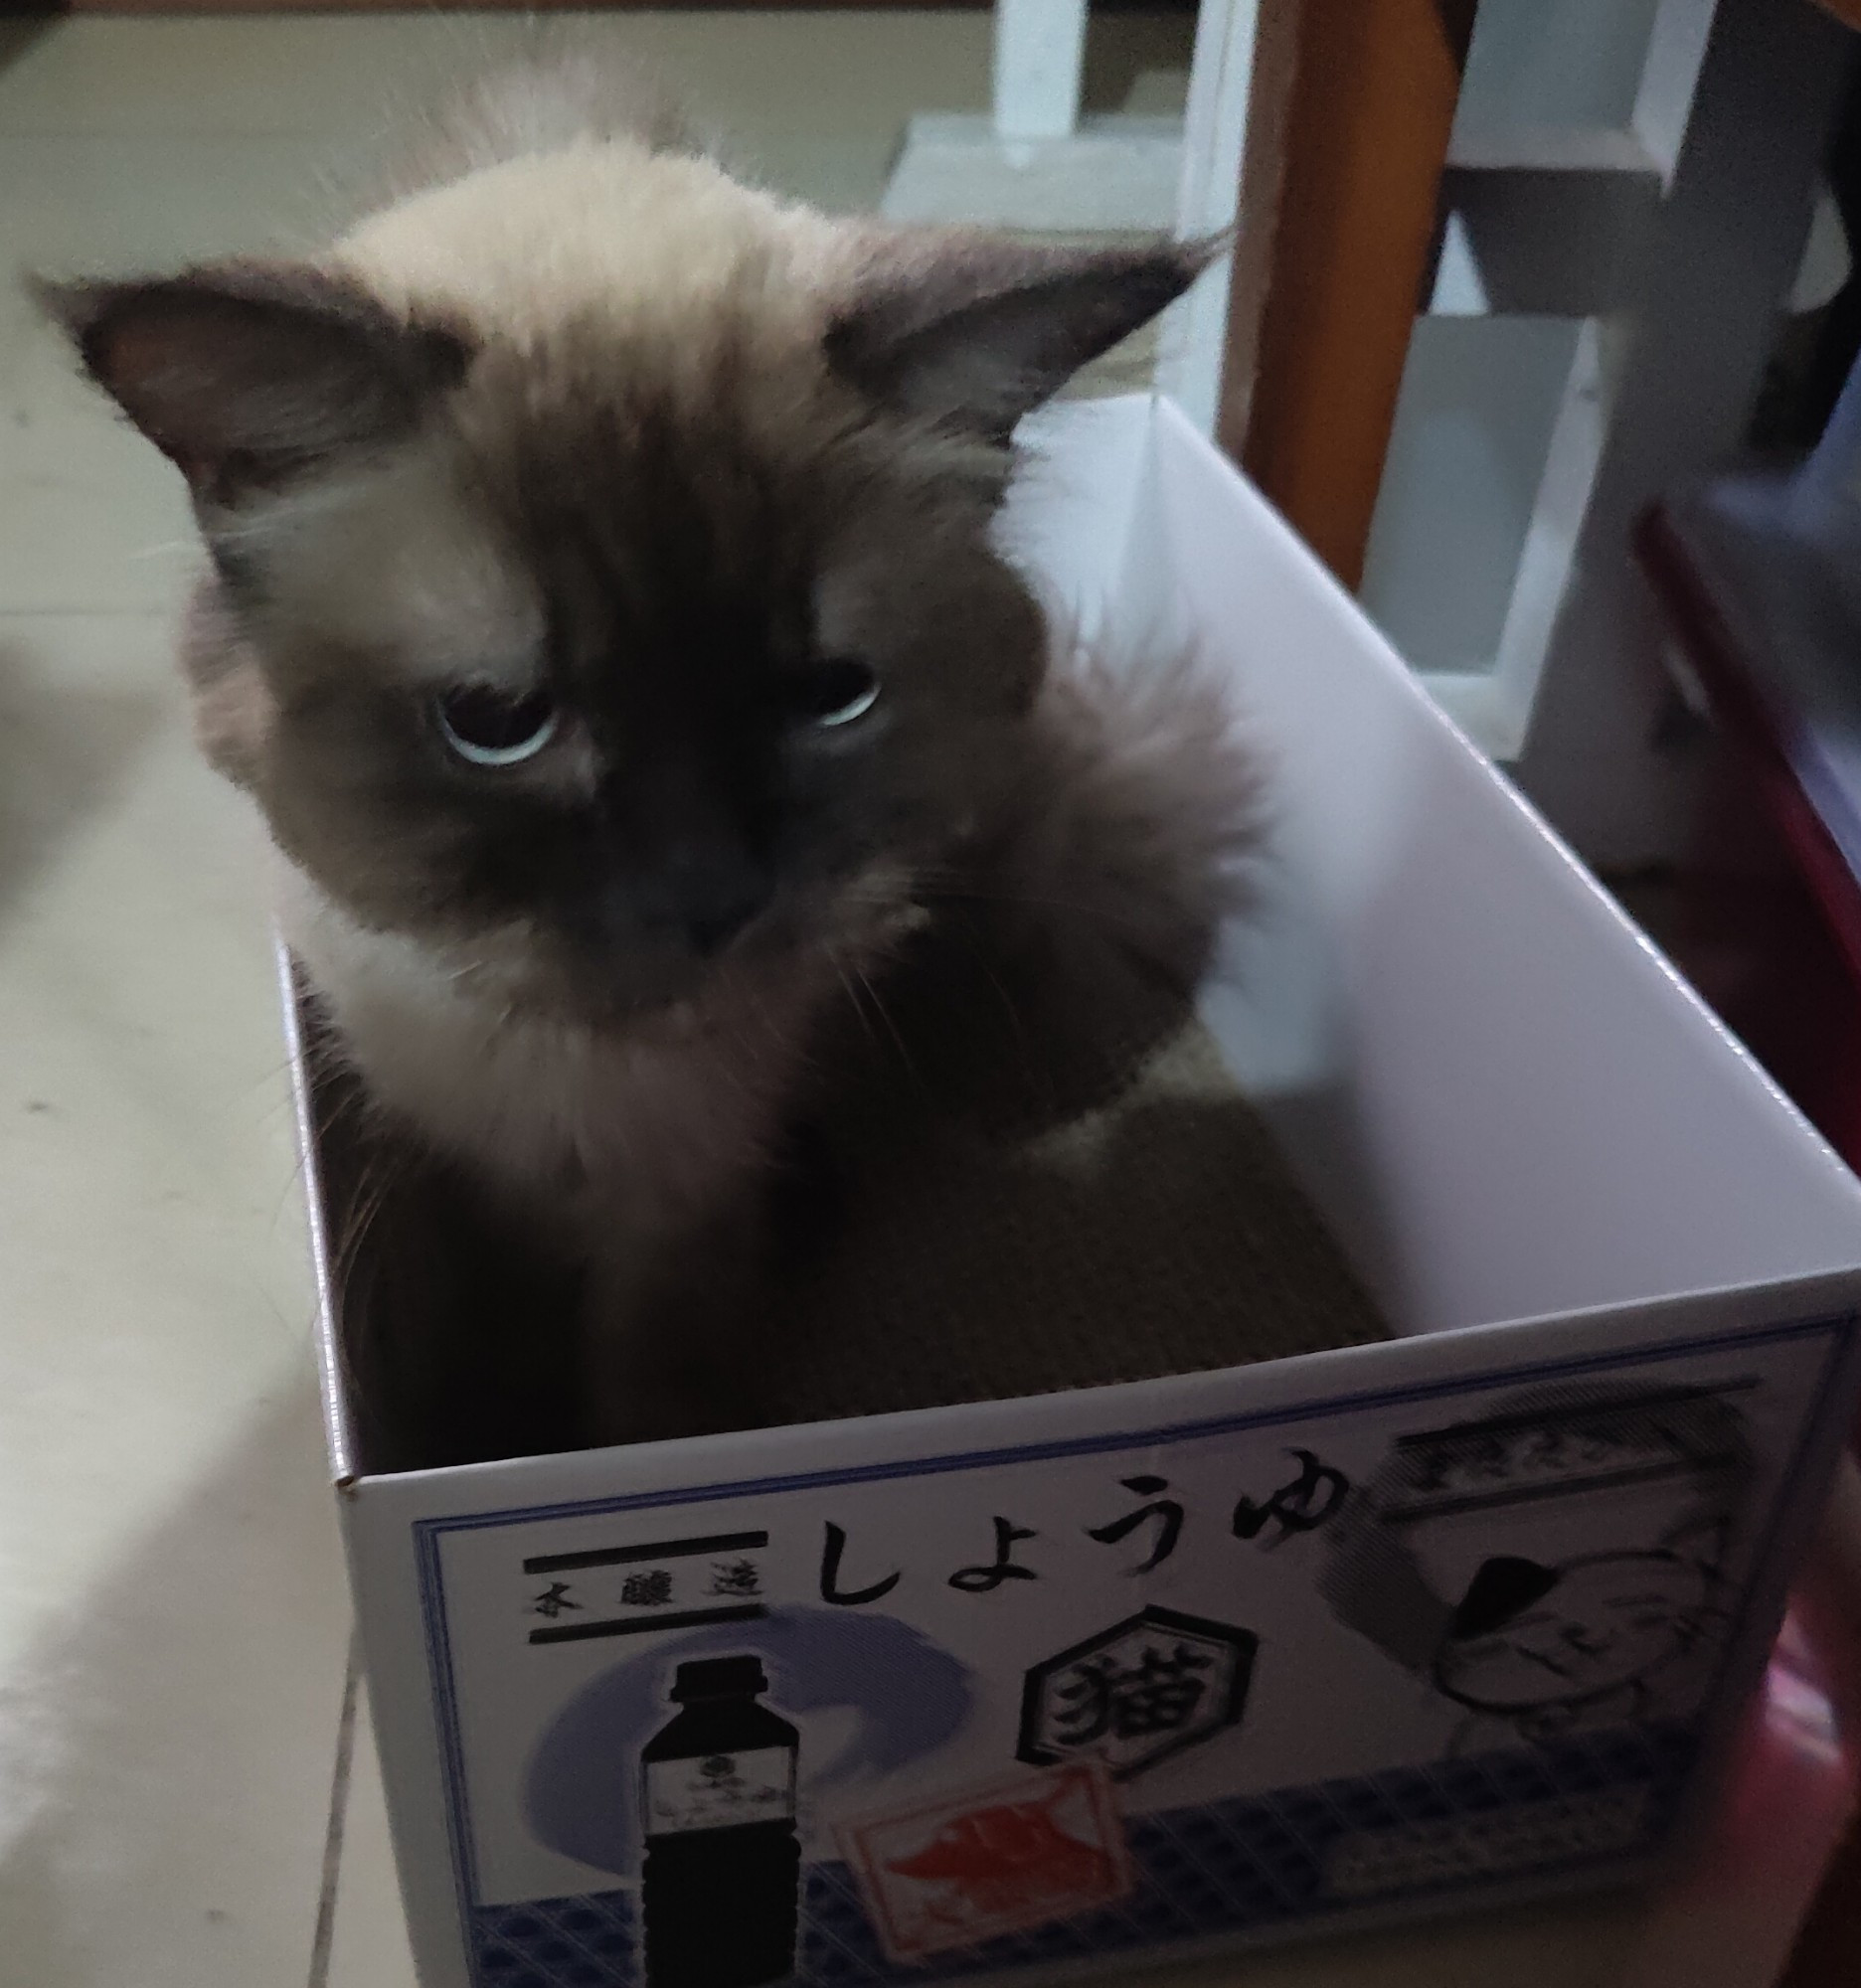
(48, 165), (1202, 1023)
(191, 326), (1049, 1023)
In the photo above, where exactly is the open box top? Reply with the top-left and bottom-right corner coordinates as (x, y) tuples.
(300, 394), (1861, 1491)
(297, 397), (1861, 1988)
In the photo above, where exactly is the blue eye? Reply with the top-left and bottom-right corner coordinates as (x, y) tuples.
(790, 659), (880, 729)
(435, 685), (558, 765)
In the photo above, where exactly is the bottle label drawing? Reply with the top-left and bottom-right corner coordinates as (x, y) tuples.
(640, 1654), (802, 1988)
(645, 1748), (796, 1835)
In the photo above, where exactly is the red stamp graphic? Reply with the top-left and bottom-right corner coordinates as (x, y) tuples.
(839, 1763), (1132, 1960)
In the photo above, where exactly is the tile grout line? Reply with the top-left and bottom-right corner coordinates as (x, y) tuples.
(308, 1626), (362, 1988)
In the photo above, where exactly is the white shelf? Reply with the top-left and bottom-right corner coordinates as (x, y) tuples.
(1447, 125), (1664, 177)
(1362, 317), (1609, 761)
(1361, 0), (1716, 760)
(879, 112), (1183, 231)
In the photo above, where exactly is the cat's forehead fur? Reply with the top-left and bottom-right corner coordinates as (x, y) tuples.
(338, 141), (849, 361)
(232, 144), (971, 696)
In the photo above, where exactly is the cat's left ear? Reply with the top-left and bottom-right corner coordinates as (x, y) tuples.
(36, 261), (470, 503)
(825, 232), (1217, 438)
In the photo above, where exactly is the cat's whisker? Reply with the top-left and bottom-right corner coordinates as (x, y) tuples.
(822, 942), (880, 1056)
(948, 923), (1033, 1052)
(853, 961), (920, 1086)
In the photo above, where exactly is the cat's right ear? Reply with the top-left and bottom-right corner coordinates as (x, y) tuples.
(35, 263), (471, 503)
(825, 232), (1216, 441)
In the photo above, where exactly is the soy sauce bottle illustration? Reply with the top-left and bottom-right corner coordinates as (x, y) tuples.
(640, 1656), (801, 1988)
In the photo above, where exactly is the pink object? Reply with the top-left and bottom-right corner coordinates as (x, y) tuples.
(841, 1764), (1132, 1962)
(1621, 1600), (1858, 1984)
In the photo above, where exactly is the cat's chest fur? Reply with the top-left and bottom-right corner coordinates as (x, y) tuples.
(284, 873), (813, 1237)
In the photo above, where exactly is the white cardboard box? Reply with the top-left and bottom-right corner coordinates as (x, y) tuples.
(296, 396), (1861, 1988)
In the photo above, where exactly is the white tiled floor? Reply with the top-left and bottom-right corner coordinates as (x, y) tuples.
(0, 606), (351, 1984)
(0, 14), (1809, 1988)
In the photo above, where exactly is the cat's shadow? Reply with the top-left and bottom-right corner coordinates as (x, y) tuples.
(763, 1079), (1387, 1427)
(317, 993), (1388, 1472)
(315, 854), (1390, 1470)
(313, 899), (1235, 1468)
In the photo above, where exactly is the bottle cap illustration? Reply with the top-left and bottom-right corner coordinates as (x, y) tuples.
(672, 1656), (769, 1703)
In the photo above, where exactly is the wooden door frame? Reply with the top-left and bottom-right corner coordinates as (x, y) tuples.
(1218, 0), (1472, 591)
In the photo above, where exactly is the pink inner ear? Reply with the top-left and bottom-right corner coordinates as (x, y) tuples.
(56, 264), (471, 498)
(825, 236), (1210, 437)
(88, 309), (227, 469)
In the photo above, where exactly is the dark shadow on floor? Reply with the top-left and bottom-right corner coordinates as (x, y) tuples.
(0, 18), (55, 70)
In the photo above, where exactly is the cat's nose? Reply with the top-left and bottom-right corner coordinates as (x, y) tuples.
(683, 880), (768, 955)
(663, 854), (772, 956)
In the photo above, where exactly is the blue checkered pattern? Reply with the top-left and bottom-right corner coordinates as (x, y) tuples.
(476, 1897), (636, 1988)
(473, 1722), (1699, 1988)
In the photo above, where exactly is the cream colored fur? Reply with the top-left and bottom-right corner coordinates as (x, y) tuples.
(225, 440), (548, 692)
(282, 865), (822, 1238)
(337, 143), (850, 355)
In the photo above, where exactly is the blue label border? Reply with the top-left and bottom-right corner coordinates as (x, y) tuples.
(411, 1311), (1857, 1985)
